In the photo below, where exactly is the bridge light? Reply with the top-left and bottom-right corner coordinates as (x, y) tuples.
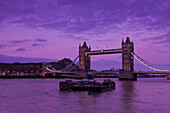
(101, 49), (103, 52)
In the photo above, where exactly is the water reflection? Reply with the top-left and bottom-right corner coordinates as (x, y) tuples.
(120, 81), (136, 113)
(78, 92), (93, 113)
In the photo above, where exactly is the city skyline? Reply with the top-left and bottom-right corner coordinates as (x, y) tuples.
(0, 0), (170, 70)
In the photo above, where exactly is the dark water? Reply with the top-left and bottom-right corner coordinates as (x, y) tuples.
(0, 78), (170, 113)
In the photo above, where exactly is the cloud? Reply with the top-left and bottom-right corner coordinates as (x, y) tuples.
(0, 38), (47, 53)
(32, 43), (43, 47)
(0, 0), (170, 66)
(16, 48), (26, 52)
(75, 36), (89, 41)
(142, 31), (170, 46)
(0, 1), (148, 32)
(0, 54), (57, 63)
(9, 39), (47, 44)
(0, 0), (169, 37)
(9, 39), (30, 44)
(35, 39), (47, 42)
(0, 44), (6, 49)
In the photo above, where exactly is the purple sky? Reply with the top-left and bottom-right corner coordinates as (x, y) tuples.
(0, 0), (170, 70)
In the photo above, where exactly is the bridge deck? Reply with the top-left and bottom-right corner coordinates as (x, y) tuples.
(134, 71), (170, 74)
(85, 48), (122, 55)
(46, 72), (76, 74)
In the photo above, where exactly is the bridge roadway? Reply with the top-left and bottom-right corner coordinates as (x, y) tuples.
(89, 71), (170, 74)
(134, 71), (170, 74)
(45, 71), (170, 75)
(85, 48), (122, 55)
(88, 71), (119, 74)
(45, 72), (76, 74)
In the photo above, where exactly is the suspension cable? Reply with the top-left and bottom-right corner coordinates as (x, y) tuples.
(44, 55), (79, 72)
(131, 52), (170, 72)
(65, 62), (79, 72)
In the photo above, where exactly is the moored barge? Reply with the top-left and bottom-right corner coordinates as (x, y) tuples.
(88, 79), (115, 92)
(59, 79), (115, 92)
(59, 79), (94, 91)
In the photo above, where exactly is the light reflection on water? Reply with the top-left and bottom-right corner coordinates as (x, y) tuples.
(0, 78), (170, 113)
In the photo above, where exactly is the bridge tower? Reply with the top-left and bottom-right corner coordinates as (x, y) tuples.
(119, 36), (136, 80)
(79, 41), (91, 72)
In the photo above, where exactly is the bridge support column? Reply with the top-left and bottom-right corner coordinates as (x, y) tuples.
(119, 71), (137, 80)
(75, 71), (88, 78)
(119, 36), (137, 80)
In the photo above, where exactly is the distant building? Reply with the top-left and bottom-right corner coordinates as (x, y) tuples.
(0, 58), (78, 76)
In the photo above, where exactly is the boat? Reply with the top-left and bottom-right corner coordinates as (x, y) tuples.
(164, 75), (170, 80)
(88, 79), (115, 92)
(59, 80), (74, 90)
(59, 79), (94, 91)
(59, 79), (115, 92)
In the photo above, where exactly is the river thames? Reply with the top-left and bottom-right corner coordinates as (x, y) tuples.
(0, 78), (169, 113)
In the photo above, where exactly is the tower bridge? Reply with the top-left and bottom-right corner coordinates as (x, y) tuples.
(42, 36), (170, 80)
(79, 36), (135, 80)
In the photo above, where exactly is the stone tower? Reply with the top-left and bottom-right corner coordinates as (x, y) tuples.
(79, 41), (91, 72)
(119, 36), (136, 80)
(122, 36), (134, 71)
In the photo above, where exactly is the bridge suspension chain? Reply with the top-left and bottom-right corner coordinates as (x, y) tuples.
(45, 67), (57, 72)
(58, 55), (79, 72)
(43, 55), (79, 72)
(132, 52), (159, 68)
(64, 62), (79, 72)
(131, 52), (170, 72)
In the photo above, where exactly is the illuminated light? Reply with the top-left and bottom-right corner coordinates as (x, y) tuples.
(101, 49), (103, 52)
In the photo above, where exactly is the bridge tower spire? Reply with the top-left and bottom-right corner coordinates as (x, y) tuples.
(119, 36), (136, 80)
(79, 41), (91, 72)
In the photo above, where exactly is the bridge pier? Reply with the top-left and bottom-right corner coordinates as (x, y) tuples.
(75, 71), (88, 78)
(119, 71), (137, 80)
